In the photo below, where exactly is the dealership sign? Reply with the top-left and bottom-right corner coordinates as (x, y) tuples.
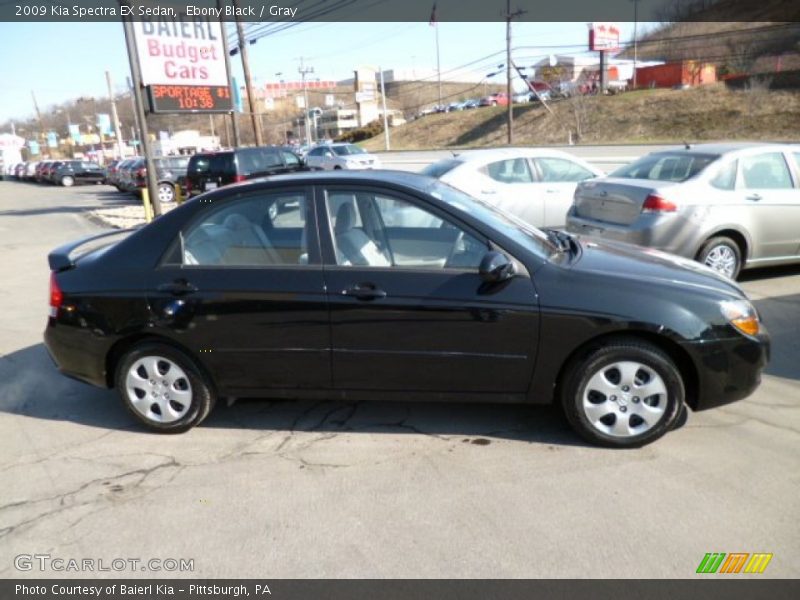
(133, 18), (228, 86)
(588, 22), (620, 52)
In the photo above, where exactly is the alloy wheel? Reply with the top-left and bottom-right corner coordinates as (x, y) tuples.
(703, 244), (737, 278)
(581, 360), (668, 438)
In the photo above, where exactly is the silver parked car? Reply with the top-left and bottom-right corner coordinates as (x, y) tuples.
(304, 143), (381, 170)
(566, 143), (800, 279)
(422, 148), (603, 228)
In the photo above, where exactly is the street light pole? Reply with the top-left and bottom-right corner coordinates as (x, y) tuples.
(298, 58), (314, 145)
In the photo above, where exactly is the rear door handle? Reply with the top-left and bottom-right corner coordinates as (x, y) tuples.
(157, 279), (198, 296)
(480, 190), (497, 195)
(746, 193), (762, 202)
(342, 283), (387, 301)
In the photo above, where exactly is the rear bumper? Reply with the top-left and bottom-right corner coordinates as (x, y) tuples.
(685, 329), (770, 411)
(566, 209), (703, 258)
(44, 321), (109, 388)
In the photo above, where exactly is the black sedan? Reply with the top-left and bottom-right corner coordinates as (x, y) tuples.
(44, 171), (769, 447)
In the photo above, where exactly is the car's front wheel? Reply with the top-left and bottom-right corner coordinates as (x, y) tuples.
(115, 343), (215, 433)
(697, 236), (742, 279)
(561, 339), (685, 447)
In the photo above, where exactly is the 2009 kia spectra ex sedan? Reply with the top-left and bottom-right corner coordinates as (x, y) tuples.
(44, 171), (769, 447)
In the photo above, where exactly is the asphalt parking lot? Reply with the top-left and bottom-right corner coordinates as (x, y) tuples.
(1, 179), (798, 578)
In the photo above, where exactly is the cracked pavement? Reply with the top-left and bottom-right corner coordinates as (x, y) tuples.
(1, 180), (799, 578)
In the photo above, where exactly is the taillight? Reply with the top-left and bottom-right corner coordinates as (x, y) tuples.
(233, 174), (246, 183)
(185, 179), (192, 193)
(642, 194), (677, 213)
(136, 168), (146, 177)
(49, 272), (63, 318)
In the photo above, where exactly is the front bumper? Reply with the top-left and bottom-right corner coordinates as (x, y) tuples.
(685, 328), (770, 411)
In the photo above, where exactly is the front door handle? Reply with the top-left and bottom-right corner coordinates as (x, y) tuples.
(746, 193), (762, 202)
(342, 283), (387, 301)
(157, 279), (198, 296)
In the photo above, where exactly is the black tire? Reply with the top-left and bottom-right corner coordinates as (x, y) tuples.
(696, 236), (742, 280)
(60, 175), (74, 187)
(333, 165), (343, 170)
(115, 185), (125, 193)
(560, 338), (685, 448)
(114, 342), (215, 433)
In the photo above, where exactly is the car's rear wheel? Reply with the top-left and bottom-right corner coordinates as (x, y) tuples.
(561, 339), (685, 447)
(158, 182), (175, 203)
(115, 343), (214, 433)
(696, 236), (742, 279)
(60, 175), (74, 187)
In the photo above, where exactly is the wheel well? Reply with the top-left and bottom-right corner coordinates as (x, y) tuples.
(700, 229), (749, 265)
(553, 330), (700, 411)
(105, 334), (213, 393)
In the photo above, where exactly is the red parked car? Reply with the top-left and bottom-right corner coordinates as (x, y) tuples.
(479, 92), (509, 107)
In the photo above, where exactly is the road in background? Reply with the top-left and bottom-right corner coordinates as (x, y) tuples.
(1, 180), (799, 578)
(374, 144), (679, 173)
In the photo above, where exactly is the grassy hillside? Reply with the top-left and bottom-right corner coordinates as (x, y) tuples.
(362, 84), (800, 150)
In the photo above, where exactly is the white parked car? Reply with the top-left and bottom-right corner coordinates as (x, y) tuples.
(305, 143), (381, 171)
(421, 148), (604, 228)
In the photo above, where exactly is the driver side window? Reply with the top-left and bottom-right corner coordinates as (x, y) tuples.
(326, 191), (485, 270)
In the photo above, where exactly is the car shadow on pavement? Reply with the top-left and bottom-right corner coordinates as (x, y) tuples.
(739, 263), (800, 282)
(1, 343), (585, 447)
(752, 292), (800, 381)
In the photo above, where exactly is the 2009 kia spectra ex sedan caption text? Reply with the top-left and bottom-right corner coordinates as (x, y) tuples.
(44, 171), (769, 447)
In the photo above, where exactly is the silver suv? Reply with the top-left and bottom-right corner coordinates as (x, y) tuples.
(566, 143), (800, 278)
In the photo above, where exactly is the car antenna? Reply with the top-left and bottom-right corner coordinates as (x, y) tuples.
(684, 141), (691, 150)
(450, 151), (460, 158)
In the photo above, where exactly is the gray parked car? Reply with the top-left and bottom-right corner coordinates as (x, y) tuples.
(566, 143), (800, 279)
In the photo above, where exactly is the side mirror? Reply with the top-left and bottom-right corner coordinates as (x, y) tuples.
(479, 251), (515, 283)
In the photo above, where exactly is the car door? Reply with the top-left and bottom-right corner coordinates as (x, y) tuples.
(148, 186), (331, 393)
(317, 184), (539, 394)
(474, 158), (545, 226)
(531, 156), (599, 227)
(738, 151), (800, 260)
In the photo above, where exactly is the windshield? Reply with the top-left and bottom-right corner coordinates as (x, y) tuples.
(332, 144), (365, 156)
(426, 180), (557, 259)
(611, 152), (719, 182)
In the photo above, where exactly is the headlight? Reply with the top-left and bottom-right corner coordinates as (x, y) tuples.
(720, 299), (760, 336)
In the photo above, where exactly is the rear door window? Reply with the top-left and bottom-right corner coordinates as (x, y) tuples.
(481, 158), (534, 184)
(741, 153), (793, 189)
(534, 157), (596, 182)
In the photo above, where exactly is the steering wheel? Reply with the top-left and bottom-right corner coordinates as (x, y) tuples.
(444, 230), (465, 268)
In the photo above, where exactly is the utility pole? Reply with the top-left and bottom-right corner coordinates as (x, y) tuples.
(122, 11), (162, 217)
(218, 0), (240, 146)
(380, 67), (390, 151)
(233, 0), (263, 145)
(31, 91), (45, 144)
(505, 1), (526, 145)
(298, 58), (314, 145)
(631, 0), (639, 89)
(105, 71), (125, 159)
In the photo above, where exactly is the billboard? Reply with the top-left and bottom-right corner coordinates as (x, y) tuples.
(588, 22), (620, 51)
(133, 18), (228, 87)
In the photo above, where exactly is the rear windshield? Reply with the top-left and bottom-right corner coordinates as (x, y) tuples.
(421, 159), (463, 179)
(332, 144), (365, 156)
(236, 147), (282, 173)
(189, 155), (219, 174)
(611, 152), (719, 182)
